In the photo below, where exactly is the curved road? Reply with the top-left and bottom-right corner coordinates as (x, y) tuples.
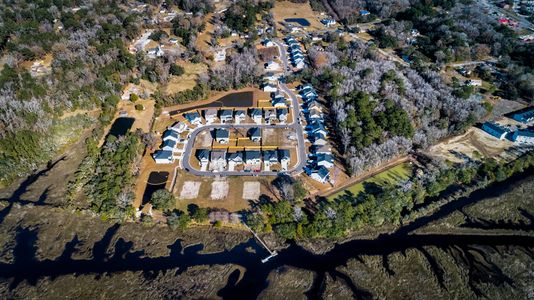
(181, 39), (307, 177)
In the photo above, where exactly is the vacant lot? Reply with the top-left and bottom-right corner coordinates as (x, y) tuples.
(179, 181), (202, 199)
(328, 162), (413, 201)
(211, 180), (229, 200)
(163, 62), (208, 95)
(242, 181), (261, 200)
(272, 1), (325, 31)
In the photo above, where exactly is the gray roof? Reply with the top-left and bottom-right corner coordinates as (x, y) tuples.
(153, 150), (172, 160)
(184, 112), (200, 122)
(162, 139), (176, 148)
(163, 130), (179, 140)
(211, 150), (227, 161)
(220, 109), (233, 117)
(278, 149), (290, 160)
(263, 150), (278, 162)
(250, 108), (262, 116)
(249, 127), (261, 137)
(215, 128), (229, 138)
(245, 150), (261, 160)
(227, 152), (243, 161)
(196, 149), (210, 160)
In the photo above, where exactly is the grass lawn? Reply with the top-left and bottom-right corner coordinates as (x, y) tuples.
(328, 162), (413, 201)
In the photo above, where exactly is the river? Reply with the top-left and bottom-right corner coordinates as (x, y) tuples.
(0, 170), (533, 298)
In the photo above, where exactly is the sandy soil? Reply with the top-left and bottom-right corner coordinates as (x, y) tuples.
(211, 180), (229, 200)
(179, 181), (201, 200)
(242, 182), (261, 200)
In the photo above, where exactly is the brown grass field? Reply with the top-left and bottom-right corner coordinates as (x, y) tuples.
(272, 1), (325, 31)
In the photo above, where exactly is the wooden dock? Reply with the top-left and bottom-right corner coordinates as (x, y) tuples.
(242, 222), (278, 263)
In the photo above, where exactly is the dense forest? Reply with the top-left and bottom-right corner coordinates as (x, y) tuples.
(0, 0), (141, 185)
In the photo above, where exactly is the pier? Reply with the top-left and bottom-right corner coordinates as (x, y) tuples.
(242, 223), (278, 263)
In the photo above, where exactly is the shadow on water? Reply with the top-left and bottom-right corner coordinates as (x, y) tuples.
(107, 117), (135, 138)
(1, 172), (534, 298)
(142, 172), (169, 205)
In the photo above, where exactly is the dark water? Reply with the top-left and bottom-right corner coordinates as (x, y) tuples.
(142, 172), (169, 204)
(285, 18), (311, 26)
(1, 170), (533, 298)
(107, 117), (135, 138)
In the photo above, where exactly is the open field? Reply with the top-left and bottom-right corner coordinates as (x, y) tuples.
(328, 162), (414, 201)
(179, 181), (202, 199)
(272, 1), (325, 31)
(163, 62), (208, 95)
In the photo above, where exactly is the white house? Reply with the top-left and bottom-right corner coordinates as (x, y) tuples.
(278, 149), (290, 171)
(265, 60), (280, 71)
(234, 109), (246, 124)
(309, 166), (330, 183)
(312, 132), (328, 146)
(147, 46), (164, 58)
(219, 109), (233, 123)
(169, 121), (188, 133)
(308, 108), (322, 120)
(161, 139), (177, 151)
(248, 127), (262, 142)
(321, 18), (337, 27)
(245, 150), (262, 166)
(214, 49), (226, 62)
(262, 38), (274, 47)
(512, 130), (534, 145)
(215, 128), (230, 144)
(227, 152), (244, 171)
(263, 72), (280, 82)
(313, 145), (331, 155)
(272, 95), (287, 108)
(210, 150), (227, 171)
(153, 150), (173, 164)
(162, 130), (179, 142)
(250, 108), (263, 124)
(263, 150), (278, 171)
(204, 108), (218, 124)
(263, 82), (278, 92)
(465, 79), (482, 87)
(184, 112), (202, 126)
(277, 108), (288, 123)
(316, 153), (334, 169)
(196, 149), (210, 169)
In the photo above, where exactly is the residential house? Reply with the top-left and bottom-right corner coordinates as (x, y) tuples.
(153, 150), (173, 164)
(196, 149), (210, 167)
(263, 150), (278, 170)
(321, 18), (337, 27)
(512, 108), (534, 124)
(308, 121), (327, 136)
(219, 109), (233, 123)
(307, 100), (322, 111)
(264, 108), (277, 123)
(512, 130), (534, 145)
(234, 109), (246, 124)
(250, 108), (263, 124)
(278, 149), (290, 170)
(312, 145), (331, 155)
(263, 82), (278, 92)
(184, 112), (202, 125)
(169, 121), (188, 133)
(360, 10), (370, 16)
(272, 95), (287, 107)
(265, 61), (280, 70)
(214, 49), (226, 62)
(277, 108), (288, 123)
(210, 150), (227, 171)
(204, 109), (218, 124)
(482, 122), (510, 140)
(147, 46), (164, 58)
(291, 52), (305, 60)
(248, 127), (262, 142)
(215, 128), (230, 144)
(309, 166), (330, 183)
(264, 72), (280, 82)
(227, 152), (244, 171)
(465, 79), (482, 87)
(162, 130), (179, 142)
(245, 150), (262, 166)
(312, 132), (328, 146)
(308, 108), (322, 120)
(316, 153), (334, 169)
(161, 139), (177, 151)
(262, 38), (274, 47)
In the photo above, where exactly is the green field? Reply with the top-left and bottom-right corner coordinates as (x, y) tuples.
(328, 162), (413, 201)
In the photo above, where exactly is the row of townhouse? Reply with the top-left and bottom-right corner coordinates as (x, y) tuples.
(482, 121), (534, 145)
(299, 84), (333, 183)
(285, 37), (305, 69)
(152, 123), (190, 164)
(184, 107), (288, 126)
(196, 149), (291, 172)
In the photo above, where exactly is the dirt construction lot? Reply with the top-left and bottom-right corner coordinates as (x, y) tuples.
(242, 182), (261, 200)
(179, 181), (201, 199)
(211, 180), (229, 200)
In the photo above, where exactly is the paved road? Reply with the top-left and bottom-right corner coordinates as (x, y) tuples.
(181, 40), (307, 176)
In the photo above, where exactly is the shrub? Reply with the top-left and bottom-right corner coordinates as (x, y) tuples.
(130, 93), (139, 102)
(134, 104), (144, 111)
(150, 189), (175, 211)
